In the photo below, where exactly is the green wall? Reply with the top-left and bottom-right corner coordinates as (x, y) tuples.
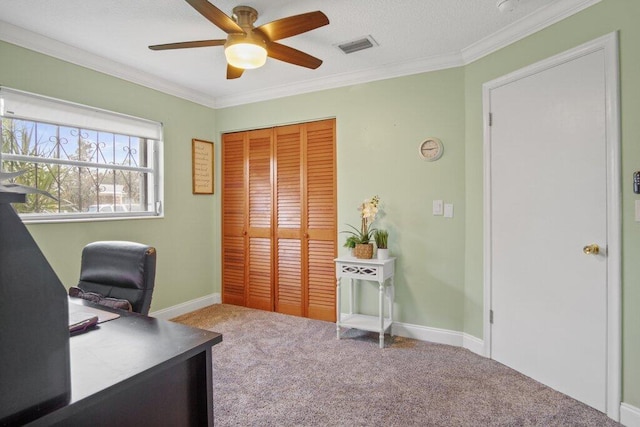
(1, 0), (638, 409)
(0, 40), (219, 311)
(215, 70), (467, 331)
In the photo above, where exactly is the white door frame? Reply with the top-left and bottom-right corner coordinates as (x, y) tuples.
(482, 32), (621, 420)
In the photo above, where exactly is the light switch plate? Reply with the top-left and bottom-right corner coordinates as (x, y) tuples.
(444, 203), (454, 218)
(433, 200), (443, 216)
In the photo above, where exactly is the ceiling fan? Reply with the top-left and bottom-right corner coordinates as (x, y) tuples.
(149, 0), (329, 79)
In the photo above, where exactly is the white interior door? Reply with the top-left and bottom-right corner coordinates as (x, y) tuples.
(485, 35), (620, 415)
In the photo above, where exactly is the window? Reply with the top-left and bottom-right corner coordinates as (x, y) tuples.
(0, 87), (162, 221)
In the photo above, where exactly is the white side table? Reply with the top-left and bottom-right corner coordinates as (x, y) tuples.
(335, 256), (396, 348)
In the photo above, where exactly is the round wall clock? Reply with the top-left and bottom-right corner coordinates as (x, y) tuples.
(418, 137), (444, 161)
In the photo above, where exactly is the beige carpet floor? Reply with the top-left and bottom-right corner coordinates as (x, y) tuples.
(172, 304), (620, 427)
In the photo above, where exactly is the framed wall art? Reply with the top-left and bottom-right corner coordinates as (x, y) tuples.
(192, 139), (214, 194)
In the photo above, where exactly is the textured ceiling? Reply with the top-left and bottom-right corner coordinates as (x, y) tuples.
(0, 0), (597, 107)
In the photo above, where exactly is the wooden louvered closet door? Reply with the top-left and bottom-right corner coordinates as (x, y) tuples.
(246, 128), (273, 311)
(222, 119), (336, 322)
(274, 124), (304, 317)
(221, 132), (246, 306)
(303, 120), (336, 321)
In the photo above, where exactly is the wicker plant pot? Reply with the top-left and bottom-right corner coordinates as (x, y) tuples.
(354, 243), (373, 259)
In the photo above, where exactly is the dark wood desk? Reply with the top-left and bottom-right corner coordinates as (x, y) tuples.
(26, 299), (222, 426)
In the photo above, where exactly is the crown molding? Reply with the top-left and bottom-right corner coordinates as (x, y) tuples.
(0, 0), (601, 109)
(214, 51), (463, 108)
(461, 0), (602, 64)
(0, 21), (217, 108)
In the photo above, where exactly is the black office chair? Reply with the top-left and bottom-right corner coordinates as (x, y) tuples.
(69, 241), (157, 315)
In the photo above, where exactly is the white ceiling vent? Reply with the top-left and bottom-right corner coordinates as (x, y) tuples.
(336, 35), (378, 54)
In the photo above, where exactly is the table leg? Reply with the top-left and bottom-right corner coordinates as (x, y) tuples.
(336, 277), (341, 340)
(349, 278), (354, 315)
(379, 282), (384, 349)
(390, 277), (395, 337)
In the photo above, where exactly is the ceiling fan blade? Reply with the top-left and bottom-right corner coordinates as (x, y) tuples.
(256, 11), (329, 41)
(227, 64), (244, 79)
(149, 39), (226, 50)
(266, 42), (323, 69)
(184, 0), (243, 34)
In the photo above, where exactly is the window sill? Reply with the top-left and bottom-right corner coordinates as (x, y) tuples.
(21, 213), (164, 224)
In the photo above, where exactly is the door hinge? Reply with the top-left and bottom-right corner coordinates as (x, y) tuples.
(488, 113), (493, 127)
(490, 309), (494, 324)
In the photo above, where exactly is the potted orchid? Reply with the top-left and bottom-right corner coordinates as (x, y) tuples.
(342, 195), (380, 259)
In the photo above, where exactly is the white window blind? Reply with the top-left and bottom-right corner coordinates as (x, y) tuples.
(0, 87), (162, 140)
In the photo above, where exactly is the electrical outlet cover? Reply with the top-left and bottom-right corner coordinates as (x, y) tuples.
(444, 203), (454, 218)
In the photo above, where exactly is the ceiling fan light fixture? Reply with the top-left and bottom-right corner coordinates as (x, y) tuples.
(149, 2), (329, 79)
(224, 36), (267, 70)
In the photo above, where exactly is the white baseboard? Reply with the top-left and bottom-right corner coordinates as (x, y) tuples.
(392, 321), (463, 346)
(621, 403), (640, 427)
(155, 297), (487, 356)
(150, 293), (220, 320)
(463, 333), (486, 356)
(392, 322), (485, 356)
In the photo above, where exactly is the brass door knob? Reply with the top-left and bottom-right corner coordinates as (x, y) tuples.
(583, 244), (600, 255)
